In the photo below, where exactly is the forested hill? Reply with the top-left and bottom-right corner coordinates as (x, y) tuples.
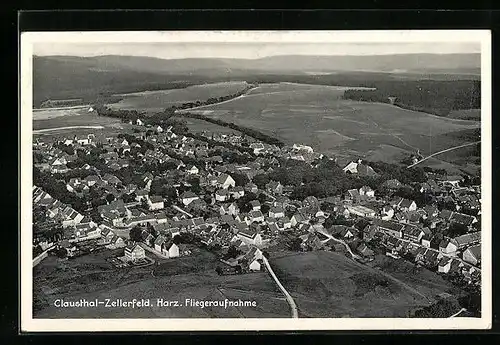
(33, 54), (480, 107)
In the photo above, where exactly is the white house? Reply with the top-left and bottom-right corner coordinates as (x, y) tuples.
(439, 239), (458, 255)
(187, 165), (199, 175)
(180, 191), (199, 206)
(359, 186), (375, 198)
(135, 119), (144, 126)
(216, 173), (236, 189)
(148, 195), (164, 210)
(237, 229), (263, 246)
(124, 244), (145, 261)
(463, 244), (481, 266)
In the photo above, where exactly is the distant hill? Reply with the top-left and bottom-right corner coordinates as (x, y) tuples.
(33, 53), (481, 107)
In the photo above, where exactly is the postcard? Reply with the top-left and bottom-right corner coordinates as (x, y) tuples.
(20, 30), (491, 331)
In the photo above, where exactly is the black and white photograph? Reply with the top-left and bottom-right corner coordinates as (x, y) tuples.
(20, 30), (491, 331)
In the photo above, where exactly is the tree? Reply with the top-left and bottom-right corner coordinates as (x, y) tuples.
(215, 266), (223, 275)
(54, 247), (67, 259)
(289, 237), (303, 251)
(105, 193), (116, 204)
(129, 226), (143, 242)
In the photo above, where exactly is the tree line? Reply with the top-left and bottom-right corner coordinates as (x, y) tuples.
(343, 80), (480, 117)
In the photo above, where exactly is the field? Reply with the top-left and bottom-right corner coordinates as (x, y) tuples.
(108, 81), (250, 112)
(269, 251), (458, 318)
(182, 82), (480, 164)
(447, 109), (481, 121)
(33, 107), (123, 131)
(33, 247), (289, 318)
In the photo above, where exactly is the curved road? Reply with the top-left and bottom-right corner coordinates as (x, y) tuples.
(315, 227), (361, 260)
(262, 256), (299, 318)
(407, 141), (480, 169)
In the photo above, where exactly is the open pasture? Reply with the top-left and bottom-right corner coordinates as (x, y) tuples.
(193, 82), (480, 160)
(108, 81), (250, 112)
(270, 251), (457, 318)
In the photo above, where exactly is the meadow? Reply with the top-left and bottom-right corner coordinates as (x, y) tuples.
(183, 82), (480, 164)
(270, 251), (458, 318)
(33, 106), (123, 131)
(108, 81), (250, 112)
(33, 247), (289, 318)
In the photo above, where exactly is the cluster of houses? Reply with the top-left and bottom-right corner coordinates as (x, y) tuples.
(32, 120), (481, 287)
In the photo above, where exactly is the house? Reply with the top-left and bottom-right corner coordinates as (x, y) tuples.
(216, 173), (236, 189)
(342, 160), (378, 177)
(110, 235), (126, 248)
(237, 228), (263, 246)
(245, 183), (258, 193)
(290, 213), (307, 227)
(249, 200), (261, 211)
(381, 206), (395, 220)
(450, 212), (477, 227)
(243, 247), (263, 271)
(187, 165), (199, 175)
(230, 186), (245, 199)
(124, 243), (146, 261)
(393, 197), (417, 212)
(154, 235), (167, 253)
(220, 203), (239, 216)
(161, 241), (180, 258)
(215, 189), (230, 202)
(402, 225), (425, 243)
(451, 232), (481, 250)
(463, 244), (481, 266)
(135, 119), (144, 126)
(439, 239), (459, 255)
(266, 180), (283, 195)
(346, 205), (376, 218)
(373, 219), (404, 238)
(346, 189), (361, 201)
(269, 206), (285, 219)
(180, 191), (200, 206)
(438, 257), (462, 274)
(357, 243), (375, 258)
(148, 195), (164, 210)
(249, 210), (264, 223)
(359, 186), (375, 198)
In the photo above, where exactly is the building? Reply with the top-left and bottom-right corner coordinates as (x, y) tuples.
(463, 244), (481, 266)
(148, 195), (164, 210)
(124, 244), (146, 261)
(180, 191), (200, 206)
(346, 205), (376, 218)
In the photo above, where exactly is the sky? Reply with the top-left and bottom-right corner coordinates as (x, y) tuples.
(33, 42), (481, 60)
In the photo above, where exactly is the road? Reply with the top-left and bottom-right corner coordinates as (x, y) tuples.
(172, 205), (193, 218)
(315, 227), (362, 260)
(262, 256), (299, 318)
(449, 308), (467, 318)
(407, 141), (480, 168)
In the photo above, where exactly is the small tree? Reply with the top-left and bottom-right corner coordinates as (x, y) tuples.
(215, 266), (223, 276)
(129, 226), (143, 242)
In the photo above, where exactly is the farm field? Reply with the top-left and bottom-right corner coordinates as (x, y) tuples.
(269, 251), (458, 318)
(448, 109), (481, 121)
(33, 247), (289, 318)
(33, 111), (123, 131)
(108, 81), (250, 112)
(184, 82), (480, 163)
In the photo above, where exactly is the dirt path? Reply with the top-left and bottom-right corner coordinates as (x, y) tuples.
(262, 256), (299, 318)
(407, 141), (480, 168)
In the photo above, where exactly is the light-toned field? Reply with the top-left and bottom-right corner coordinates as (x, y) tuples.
(33, 247), (289, 318)
(108, 81), (250, 112)
(33, 106), (91, 120)
(186, 83), (480, 160)
(33, 112), (123, 131)
(270, 251), (458, 318)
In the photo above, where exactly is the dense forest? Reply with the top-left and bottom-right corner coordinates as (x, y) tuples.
(343, 80), (480, 117)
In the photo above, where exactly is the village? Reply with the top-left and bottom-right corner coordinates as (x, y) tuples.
(32, 117), (482, 293)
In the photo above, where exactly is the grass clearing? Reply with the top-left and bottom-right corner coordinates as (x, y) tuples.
(269, 251), (457, 318)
